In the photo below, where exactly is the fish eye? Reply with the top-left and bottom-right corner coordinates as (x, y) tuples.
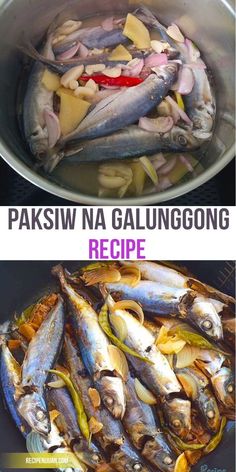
(178, 134), (187, 146)
(36, 410), (46, 421)
(163, 456), (173, 465)
(133, 463), (143, 471)
(92, 454), (101, 463)
(202, 319), (213, 331)
(105, 396), (114, 406)
(227, 384), (234, 393)
(172, 419), (181, 428)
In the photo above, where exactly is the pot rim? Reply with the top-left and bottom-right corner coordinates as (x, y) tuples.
(0, 138), (235, 204)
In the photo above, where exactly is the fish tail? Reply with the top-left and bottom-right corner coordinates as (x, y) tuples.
(52, 264), (67, 288)
(18, 38), (44, 61)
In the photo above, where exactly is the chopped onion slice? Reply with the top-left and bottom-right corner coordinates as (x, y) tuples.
(44, 108), (61, 148)
(150, 153), (167, 170)
(121, 58), (144, 77)
(112, 300), (144, 324)
(79, 43), (89, 58)
(108, 344), (129, 381)
(144, 53), (168, 68)
(158, 157), (177, 176)
(177, 67), (194, 95)
(166, 95), (192, 126)
(139, 116), (174, 133)
(57, 42), (80, 60)
(134, 378), (157, 405)
(179, 155), (194, 172)
(156, 176), (172, 191)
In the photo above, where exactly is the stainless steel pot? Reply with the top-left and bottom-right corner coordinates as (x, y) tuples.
(0, 0), (235, 204)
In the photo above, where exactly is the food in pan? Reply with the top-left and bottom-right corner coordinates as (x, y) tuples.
(0, 261), (234, 471)
(19, 6), (215, 198)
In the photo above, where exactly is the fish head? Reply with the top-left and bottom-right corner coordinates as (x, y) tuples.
(17, 392), (50, 436)
(169, 126), (201, 151)
(197, 388), (221, 434)
(163, 397), (191, 440)
(212, 367), (235, 409)
(191, 107), (214, 134)
(189, 297), (223, 341)
(155, 63), (179, 84)
(73, 443), (106, 469)
(142, 438), (176, 472)
(98, 376), (126, 419)
(110, 442), (151, 472)
(28, 125), (49, 159)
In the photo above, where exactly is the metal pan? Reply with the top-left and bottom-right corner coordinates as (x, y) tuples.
(0, 261), (235, 471)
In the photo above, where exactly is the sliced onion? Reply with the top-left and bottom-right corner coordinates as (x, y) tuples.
(150, 153), (167, 170)
(156, 176), (172, 191)
(102, 17), (114, 31)
(158, 339), (186, 354)
(177, 67), (194, 95)
(120, 265), (141, 287)
(139, 156), (158, 185)
(144, 53), (168, 68)
(108, 344), (129, 381)
(175, 345), (200, 368)
(79, 42), (89, 58)
(109, 313), (128, 341)
(139, 116), (174, 134)
(121, 58), (144, 77)
(134, 378), (157, 405)
(167, 23), (185, 43)
(185, 38), (200, 63)
(44, 108), (61, 148)
(57, 42), (80, 60)
(179, 155), (194, 172)
(176, 372), (198, 399)
(112, 300), (144, 325)
(166, 95), (192, 126)
(158, 157), (177, 176)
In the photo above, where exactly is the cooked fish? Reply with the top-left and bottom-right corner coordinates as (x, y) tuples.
(17, 296), (65, 435)
(52, 265), (126, 420)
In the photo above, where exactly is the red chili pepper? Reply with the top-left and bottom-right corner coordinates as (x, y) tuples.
(80, 75), (144, 87)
